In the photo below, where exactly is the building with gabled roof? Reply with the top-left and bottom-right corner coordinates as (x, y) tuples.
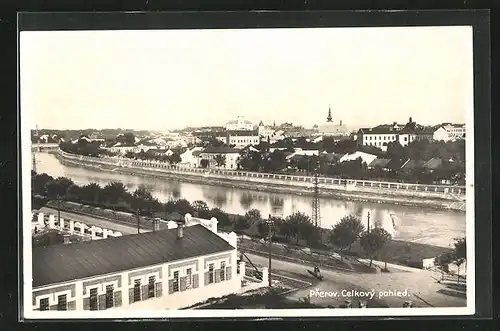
(31, 216), (245, 312)
(225, 116), (254, 131)
(199, 146), (241, 169)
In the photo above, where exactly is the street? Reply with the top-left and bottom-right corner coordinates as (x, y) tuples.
(245, 253), (467, 308)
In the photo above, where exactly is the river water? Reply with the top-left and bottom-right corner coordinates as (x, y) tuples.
(34, 152), (466, 248)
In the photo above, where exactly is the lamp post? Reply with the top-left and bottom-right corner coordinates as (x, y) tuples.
(367, 212), (370, 233)
(266, 214), (274, 287)
(56, 194), (61, 224)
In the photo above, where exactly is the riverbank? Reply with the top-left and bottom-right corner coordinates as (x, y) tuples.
(53, 151), (466, 212)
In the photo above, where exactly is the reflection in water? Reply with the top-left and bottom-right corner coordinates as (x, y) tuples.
(34, 152), (466, 247)
(240, 193), (254, 210)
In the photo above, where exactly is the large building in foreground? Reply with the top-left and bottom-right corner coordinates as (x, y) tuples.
(32, 216), (242, 311)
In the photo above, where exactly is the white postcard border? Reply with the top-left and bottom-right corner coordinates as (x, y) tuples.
(21, 26), (476, 319)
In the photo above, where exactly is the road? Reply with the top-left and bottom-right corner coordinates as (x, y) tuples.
(245, 253), (467, 308)
(39, 207), (142, 235)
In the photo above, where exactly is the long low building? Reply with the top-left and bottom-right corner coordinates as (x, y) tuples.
(32, 216), (244, 311)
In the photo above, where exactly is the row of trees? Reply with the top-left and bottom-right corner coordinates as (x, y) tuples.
(31, 172), (232, 225)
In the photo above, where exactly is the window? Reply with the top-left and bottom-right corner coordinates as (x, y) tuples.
(173, 271), (180, 292)
(40, 297), (49, 311)
(57, 294), (67, 311)
(186, 268), (192, 289)
(208, 263), (215, 284)
(220, 262), (226, 281)
(105, 285), (114, 309)
(133, 279), (141, 302)
(89, 288), (98, 310)
(148, 276), (155, 298)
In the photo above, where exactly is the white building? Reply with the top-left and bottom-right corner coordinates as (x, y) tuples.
(257, 121), (276, 141)
(216, 130), (260, 148)
(225, 116), (254, 131)
(339, 151), (378, 165)
(286, 149), (320, 160)
(179, 147), (203, 168)
(433, 124), (466, 142)
(358, 118), (436, 148)
(199, 147), (241, 169)
(31, 216), (245, 311)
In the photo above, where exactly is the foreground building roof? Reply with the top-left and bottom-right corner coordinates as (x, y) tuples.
(32, 225), (234, 288)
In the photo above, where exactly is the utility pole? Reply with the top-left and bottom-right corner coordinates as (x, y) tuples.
(367, 212), (370, 233)
(312, 172), (321, 228)
(267, 214), (274, 287)
(136, 209), (140, 234)
(57, 194), (61, 223)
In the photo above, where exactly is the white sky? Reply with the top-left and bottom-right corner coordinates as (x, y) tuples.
(20, 26), (473, 131)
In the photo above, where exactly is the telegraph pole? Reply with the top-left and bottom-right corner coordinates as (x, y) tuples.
(267, 214), (274, 287)
(312, 172), (321, 228)
(367, 212), (370, 233)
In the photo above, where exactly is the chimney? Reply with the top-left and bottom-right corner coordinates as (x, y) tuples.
(409, 117), (413, 123)
(176, 222), (184, 239)
(340, 120), (343, 126)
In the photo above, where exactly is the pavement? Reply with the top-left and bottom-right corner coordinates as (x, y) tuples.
(245, 253), (467, 308)
(38, 207), (141, 235)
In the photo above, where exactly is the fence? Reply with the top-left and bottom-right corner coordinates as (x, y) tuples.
(56, 149), (466, 198)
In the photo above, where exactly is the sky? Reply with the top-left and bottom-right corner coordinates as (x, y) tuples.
(20, 26), (473, 131)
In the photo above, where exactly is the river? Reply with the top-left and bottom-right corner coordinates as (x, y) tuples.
(34, 152), (466, 248)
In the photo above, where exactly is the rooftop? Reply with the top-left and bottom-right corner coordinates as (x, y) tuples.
(32, 224), (234, 288)
(202, 146), (241, 154)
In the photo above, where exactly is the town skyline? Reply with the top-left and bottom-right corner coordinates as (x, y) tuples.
(21, 26), (472, 131)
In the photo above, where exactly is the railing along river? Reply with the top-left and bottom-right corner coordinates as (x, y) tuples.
(56, 149), (466, 199)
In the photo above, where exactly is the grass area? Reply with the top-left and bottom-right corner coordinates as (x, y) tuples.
(348, 239), (452, 268)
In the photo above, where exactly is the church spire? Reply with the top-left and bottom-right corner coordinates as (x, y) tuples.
(326, 105), (333, 122)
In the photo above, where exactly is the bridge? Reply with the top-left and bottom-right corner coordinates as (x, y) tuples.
(31, 143), (59, 151)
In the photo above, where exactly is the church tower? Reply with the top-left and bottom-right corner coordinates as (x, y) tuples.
(326, 105), (333, 122)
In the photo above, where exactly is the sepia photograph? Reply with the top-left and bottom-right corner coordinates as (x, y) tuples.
(20, 15), (476, 319)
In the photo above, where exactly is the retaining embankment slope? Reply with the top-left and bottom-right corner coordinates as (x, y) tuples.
(52, 151), (466, 212)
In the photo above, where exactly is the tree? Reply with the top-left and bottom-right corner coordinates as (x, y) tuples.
(234, 217), (251, 232)
(173, 199), (194, 216)
(453, 237), (466, 282)
(209, 207), (231, 228)
(285, 211), (315, 244)
(200, 159), (210, 168)
(45, 177), (74, 199)
(192, 200), (210, 218)
(359, 228), (392, 267)
(77, 183), (100, 202)
(244, 209), (262, 224)
(130, 185), (155, 211)
(329, 214), (365, 258)
(101, 181), (128, 204)
(32, 173), (54, 195)
(169, 152), (182, 165)
(215, 154), (226, 167)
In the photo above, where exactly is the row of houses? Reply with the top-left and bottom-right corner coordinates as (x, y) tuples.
(356, 118), (465, 150)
